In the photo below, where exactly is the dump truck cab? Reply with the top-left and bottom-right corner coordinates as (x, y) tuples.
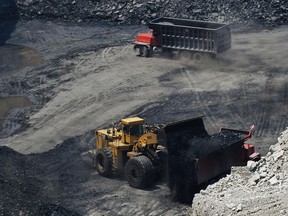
(134, 30), (160, 57)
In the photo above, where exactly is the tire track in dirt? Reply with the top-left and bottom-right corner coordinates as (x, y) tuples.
(85, 186), (189, 216)
(255, 69), (275, 137)
(90, 46), (159, 103)
(239, 72), (255, 122)
(183, 69), (220, 131)
(14, 44), (182, 153)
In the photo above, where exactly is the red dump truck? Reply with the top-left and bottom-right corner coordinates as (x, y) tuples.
(162, 116), (260, 203)
(134, 17), (231, 60)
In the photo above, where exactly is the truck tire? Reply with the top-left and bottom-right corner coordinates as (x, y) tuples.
(139, 46), (144, 57)
(143, 46), (150, 57)
(138, 46), (151, 57)
(125, 155), (155, 189)
(179, 51), (192, 62)
(193, 52), (204, 63)
(95, 147), (113, 177)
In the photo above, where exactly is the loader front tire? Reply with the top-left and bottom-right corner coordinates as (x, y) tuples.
(125, 155), (154, 189)
(95, 147), (113, 177)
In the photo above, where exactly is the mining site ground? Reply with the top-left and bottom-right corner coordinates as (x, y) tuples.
(0, 20), (287, 215)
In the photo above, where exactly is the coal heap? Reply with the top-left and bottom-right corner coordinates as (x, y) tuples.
(164, 117), (248, 203)
(0, 146), (43, 215)
(0, 146), (81, 215)
(0, 0), (287, 27)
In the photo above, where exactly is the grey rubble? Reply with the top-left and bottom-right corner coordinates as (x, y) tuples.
(191, 127), (288, 216)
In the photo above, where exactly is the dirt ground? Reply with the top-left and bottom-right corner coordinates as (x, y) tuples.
(0, 20), (287, 215)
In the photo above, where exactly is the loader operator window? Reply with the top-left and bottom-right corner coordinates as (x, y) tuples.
(130, 124), (144, 136)
(124, 124), (143, 136)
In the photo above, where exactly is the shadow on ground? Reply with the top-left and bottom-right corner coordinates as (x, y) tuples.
(0, 0), (18, 45)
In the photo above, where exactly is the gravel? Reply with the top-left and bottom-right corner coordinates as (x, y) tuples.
(0, 0), (288, 27)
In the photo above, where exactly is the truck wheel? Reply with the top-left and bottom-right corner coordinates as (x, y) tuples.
(143, 46), (150, 57)
(139, 47), (144, 57)
(125, 155), (155, 189)
(139, 46), (151, 57)
(95, 147), (113, 177)
(193, 52), (204, 63)
(179, 51), (192, 62)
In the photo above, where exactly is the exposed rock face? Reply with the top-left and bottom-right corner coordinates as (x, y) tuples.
(191, 127), (288, 216)
(0, 0), (287, 26)
(0, 0), (19, 19)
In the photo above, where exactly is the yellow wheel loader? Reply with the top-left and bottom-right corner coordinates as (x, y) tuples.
(95, 117), (165, 189)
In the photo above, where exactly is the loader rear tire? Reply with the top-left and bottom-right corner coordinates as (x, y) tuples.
(125, 155), (155, 189)
(95, 147), (113, 177)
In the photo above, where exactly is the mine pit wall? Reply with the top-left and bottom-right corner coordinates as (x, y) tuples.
(0, 0), (18, 20)
(0, 0), (18, 45)
(0, 0), (287, 26)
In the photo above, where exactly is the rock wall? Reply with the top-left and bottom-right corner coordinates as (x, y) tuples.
(0, 0), (287, 26)
(0, 0), (19, 19)
(191, 127), (288, 216)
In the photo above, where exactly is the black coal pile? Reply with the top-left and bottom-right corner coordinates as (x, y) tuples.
(1, 0), (287, 27)
(164, 117), (248, 204)
(37, 204), (80, 216)
(0, 146), (43, 215)
(0, 146), (81, 215)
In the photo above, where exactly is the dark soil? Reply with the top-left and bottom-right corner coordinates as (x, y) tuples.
(0, 135), (90, 215)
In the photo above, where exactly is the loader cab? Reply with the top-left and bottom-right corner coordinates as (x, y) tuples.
(121, 117), (144, 145)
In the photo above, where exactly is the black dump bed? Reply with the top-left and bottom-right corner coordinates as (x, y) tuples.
(149, 17), (231, 54)
(163, 116), (250, 203)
